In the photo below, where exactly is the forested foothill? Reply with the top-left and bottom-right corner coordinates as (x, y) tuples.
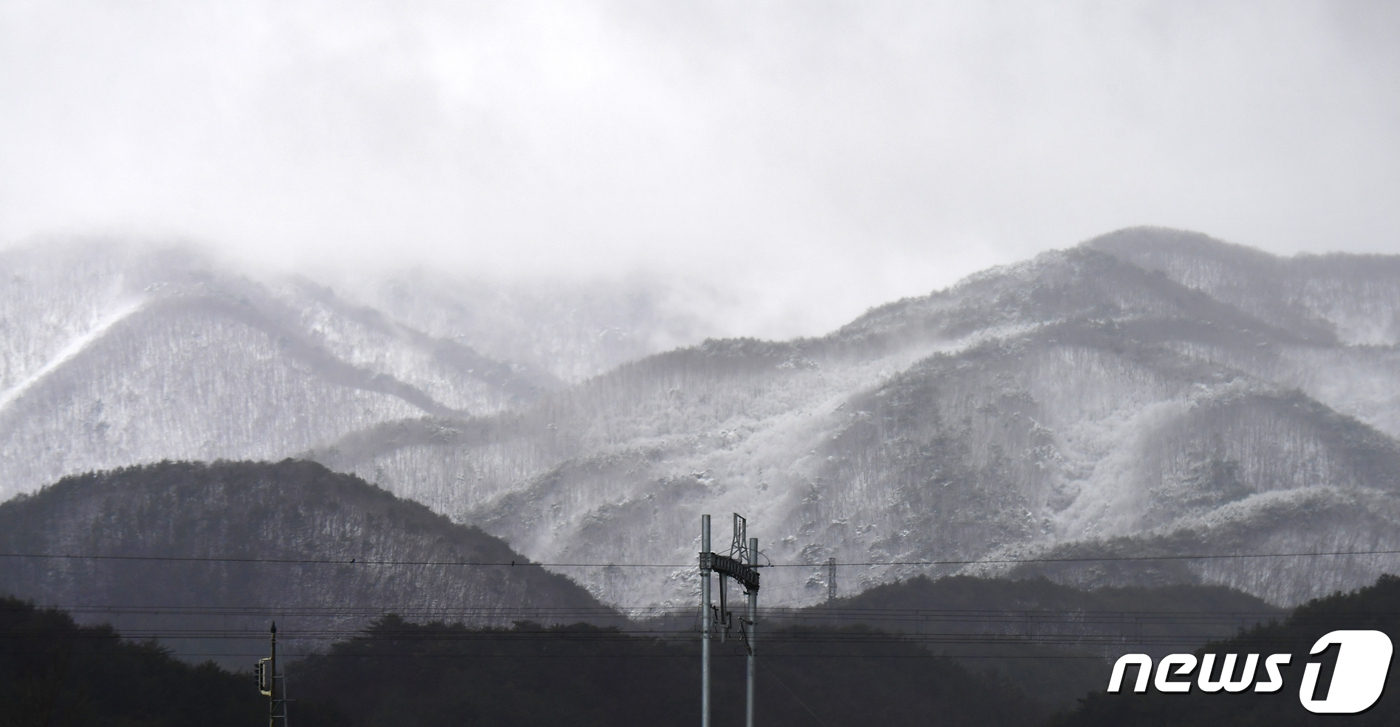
(1051, 574), (1400, 726)
(6, 576), (1398, 726)
(0, 600), (1045, 727)
(784, 574), (1285, 708)
(0, 597), (272, 727)
(288, 616), (1046, 727)
(0, 459), (615, 669)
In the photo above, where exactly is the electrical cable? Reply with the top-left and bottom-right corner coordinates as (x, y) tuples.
(3, 546), (1400, 568)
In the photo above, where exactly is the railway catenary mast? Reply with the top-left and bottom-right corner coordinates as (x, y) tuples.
(699, 513), (761, 727)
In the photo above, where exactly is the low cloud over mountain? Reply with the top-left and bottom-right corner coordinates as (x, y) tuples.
(7, 228), (1400, 608)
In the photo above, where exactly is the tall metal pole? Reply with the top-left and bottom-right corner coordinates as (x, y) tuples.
(747, 536), (758, 727)
(269, 622), (277, 727)
(701, 514), (711, 727)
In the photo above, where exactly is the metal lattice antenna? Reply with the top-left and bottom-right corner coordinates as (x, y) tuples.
(828, 557), (836, 602)
(730, 514), (747, 562)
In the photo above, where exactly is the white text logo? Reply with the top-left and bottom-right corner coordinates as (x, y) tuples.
(1106, 630), (1392, 714)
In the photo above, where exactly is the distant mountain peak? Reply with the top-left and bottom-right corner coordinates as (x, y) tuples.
(1083, 226), (1275, 263)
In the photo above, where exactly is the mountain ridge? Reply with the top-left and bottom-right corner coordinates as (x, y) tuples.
(301, 228), (1400, 608)
(0, 458), (614, 668)
(0, 240), (566, 500)
(9, 228), (1400, 611)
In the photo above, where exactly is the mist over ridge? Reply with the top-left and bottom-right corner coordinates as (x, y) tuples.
(6, 226), (1400, 611)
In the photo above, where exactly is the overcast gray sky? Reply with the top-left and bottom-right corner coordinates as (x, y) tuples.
(2, 1), (1398, 338)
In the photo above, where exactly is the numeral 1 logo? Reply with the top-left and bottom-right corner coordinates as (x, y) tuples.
(1106, 630), (1392, 714)
(1300, 630), (1392, 714)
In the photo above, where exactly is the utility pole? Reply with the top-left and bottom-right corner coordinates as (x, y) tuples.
(701, 515), (712, 727)
(266, 623), (279, 727)
(269, 623), (277, 727)
(255, 623), (289, 727)
(746, 535), (758, 727)
(699, 513), (762, 727)
(828, 557), (837, 602)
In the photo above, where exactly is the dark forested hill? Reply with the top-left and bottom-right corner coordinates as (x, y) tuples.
(796, 575), (1284, 707)
(0, 459), (614, 668)
(631, 574), (1284, 709)
(0, 596), (1047, 727)
(0, 597), (286, 727)
(1052, 574), (1400, 726)
(288, 616), (1049, 727)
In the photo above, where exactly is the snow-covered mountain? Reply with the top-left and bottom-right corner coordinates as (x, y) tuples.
(323, 268), (735, 385)
(8, 228), (1400, 610)
(307, 229), (1400, 608)
(0, 240), (742, 499)
(0, 240), (569, 498)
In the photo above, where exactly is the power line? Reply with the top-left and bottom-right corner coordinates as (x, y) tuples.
(0, 652), (1098, 663)
(760, 659), (830, 727)
(3, 546), (1400, 568)
(0, 625), (1344, 648)
(807, 548), (1400, 567)
(4, 616), (1340, 646)
(0, 552), (665, 567)
(1, 622), (1350, 660)
(1, 603), (1295, 617)
(2, 628), (1267, 647)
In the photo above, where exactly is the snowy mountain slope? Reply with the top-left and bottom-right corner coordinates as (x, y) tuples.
(0, 241), (561, 500)
(321, 268), (735, 384)
(0, 459), (611, 667)
(1083, 229), (1400, 438)
(1, 241), (167, 395)
(1087, 226), (1400, 346)
(1002, 485), (1400, 606)
(798, 329), (1400, 600)
(308, 233), (1400, 608)
(12, 229), (1400, 610)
